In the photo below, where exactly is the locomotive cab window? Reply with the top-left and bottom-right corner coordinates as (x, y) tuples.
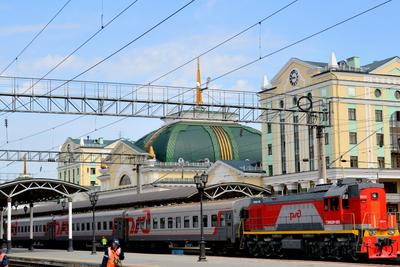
(324, 199), (329, 211)
(342, 193), (350, 209)
(330, 197), (339, 211)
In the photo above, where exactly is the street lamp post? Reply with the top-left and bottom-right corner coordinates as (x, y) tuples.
(89, 192), (99, 255)
(194, 172), (208, 262)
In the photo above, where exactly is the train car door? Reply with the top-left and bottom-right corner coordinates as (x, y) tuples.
(114, 218), (128, 243)
(218, 211), (234, 242)
(46, 221), (56, 241)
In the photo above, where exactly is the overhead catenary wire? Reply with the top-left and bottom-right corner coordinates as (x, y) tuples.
(1, 0), (140, 118)
(0, 1), (299, 143)
(0, 0), (72, 76)
(2, 0), (196, 119)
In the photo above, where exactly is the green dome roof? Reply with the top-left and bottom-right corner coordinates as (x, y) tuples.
(135, 121), (261, 163)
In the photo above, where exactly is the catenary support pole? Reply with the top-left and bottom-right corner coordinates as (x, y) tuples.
(0, 207), (3, 248)
(6, 198), (11, 253)
(316, 126), (327, 184)
(29, 203), (34, 250)
(68, 198), (73, 252)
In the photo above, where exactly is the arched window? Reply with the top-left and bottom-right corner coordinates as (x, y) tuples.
(119, 175), (131, 186)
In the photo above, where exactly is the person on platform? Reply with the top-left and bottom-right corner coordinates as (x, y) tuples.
(101, 236), (108, 249)
(0, 248), (9, 267)
(101, 239), (125, 267)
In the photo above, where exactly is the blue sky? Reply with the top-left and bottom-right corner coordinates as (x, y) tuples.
(0, 0), (397, 177)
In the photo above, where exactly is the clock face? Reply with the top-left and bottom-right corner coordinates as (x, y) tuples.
(289, 69), (299, 86)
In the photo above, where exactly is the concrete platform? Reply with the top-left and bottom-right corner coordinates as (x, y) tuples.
(7, 248), (400, 267)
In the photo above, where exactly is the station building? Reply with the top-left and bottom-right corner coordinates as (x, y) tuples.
(59, 119), (263, 190)
(260, 54), (400, 211)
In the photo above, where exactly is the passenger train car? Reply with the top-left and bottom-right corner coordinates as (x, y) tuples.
(9, 179), (400, 260)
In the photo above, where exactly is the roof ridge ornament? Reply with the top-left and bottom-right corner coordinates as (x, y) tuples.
(261, 74), (272, 90)
(328, 51), (338, 70)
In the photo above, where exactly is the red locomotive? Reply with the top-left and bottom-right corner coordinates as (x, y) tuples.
(243, 179), (400, 260)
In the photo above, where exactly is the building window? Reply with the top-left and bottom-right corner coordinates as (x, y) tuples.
(348, 108), (356, 120)
(119, 175), (131, 186)
(324, 132), (329, 145)
(267, 144), (272, 155)
(349, 132), (357, 144)
(268, 165), (273, 176)
(377, 157), (385, 169)
(59, 173), (61, 179)
(325, 156), (330, 168)
(383, 182), (397, 193)
(375, 110), (383, 122)
(267, 123), (272, 134)
(350, 156), (358, 168)
(374, 88), (382, 97)
(77, 168), (80, 175)
(90, 168), (96, 175)
(395, 90), (400, 99)
(376, 133), (384, 147)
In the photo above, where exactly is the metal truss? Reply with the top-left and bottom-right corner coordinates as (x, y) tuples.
(0, 76), (329, 126)
(203, 182), (271, 200)
(0, 149), (147, 165)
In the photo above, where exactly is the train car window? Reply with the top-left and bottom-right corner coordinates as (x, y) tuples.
(35, 225), (38, 232)
(97, 222), (101, 230)
(330, 197), (339, 211)
(203, 215), (208, 228)
(220, 214), (225, 227)
(72, 224), (75, 231)
(160, 218), (165, 229)
(109, 221), (113, 230)
(102, 222), (106, 230)
(87, 222), (90, 231)
(324, 199), (329, 211)
(211, 215), (218, 227)
(175, 217), (181, 228)
(193, 216), (199, 228)
(81, 223), (85, 231)
(76, 223), (80, 231)
(167, 217), (173, 229)
(146, 217), (151, 229)
(184, 216), (190, 228)
(342, 193), (350, 209)
(371, 192), (379, 200)
(153, 218), (158, 229)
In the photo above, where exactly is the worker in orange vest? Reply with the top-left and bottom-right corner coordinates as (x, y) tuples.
(0, 248), (9, 267)
(101, 239), (125, 267)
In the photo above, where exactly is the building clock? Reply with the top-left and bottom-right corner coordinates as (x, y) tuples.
(289, 69), (299, 86)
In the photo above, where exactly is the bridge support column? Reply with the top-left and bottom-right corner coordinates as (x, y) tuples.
(6, 198), (11, 253)
(29, 203), (34, 251)
(68, 198), (73, 252)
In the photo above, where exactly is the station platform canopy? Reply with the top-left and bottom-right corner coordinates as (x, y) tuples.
(0, 178), (88, 206)
(13, 182), (271, 216)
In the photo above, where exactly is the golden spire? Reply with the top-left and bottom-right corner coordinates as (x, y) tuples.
(196, 57), (202, 106)
(149, 145), (156, 159)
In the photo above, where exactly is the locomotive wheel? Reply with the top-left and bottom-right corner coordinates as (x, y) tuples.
(334, 246), (344, 261)
(318, 244), (328, 260)
(260, 243), (273, 258)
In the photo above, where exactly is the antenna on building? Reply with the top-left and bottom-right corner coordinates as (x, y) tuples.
(328, 51), (338, 70)
(261, 74), (271, 90)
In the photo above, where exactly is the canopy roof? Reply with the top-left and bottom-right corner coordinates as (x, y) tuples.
(0, 178), (88, 206)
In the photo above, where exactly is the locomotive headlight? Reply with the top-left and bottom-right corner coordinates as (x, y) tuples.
(388, 230), (395, 235)
(369, 230), (376, 236)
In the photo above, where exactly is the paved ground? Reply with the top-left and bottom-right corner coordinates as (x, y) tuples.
(7, 248), (400, 267)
